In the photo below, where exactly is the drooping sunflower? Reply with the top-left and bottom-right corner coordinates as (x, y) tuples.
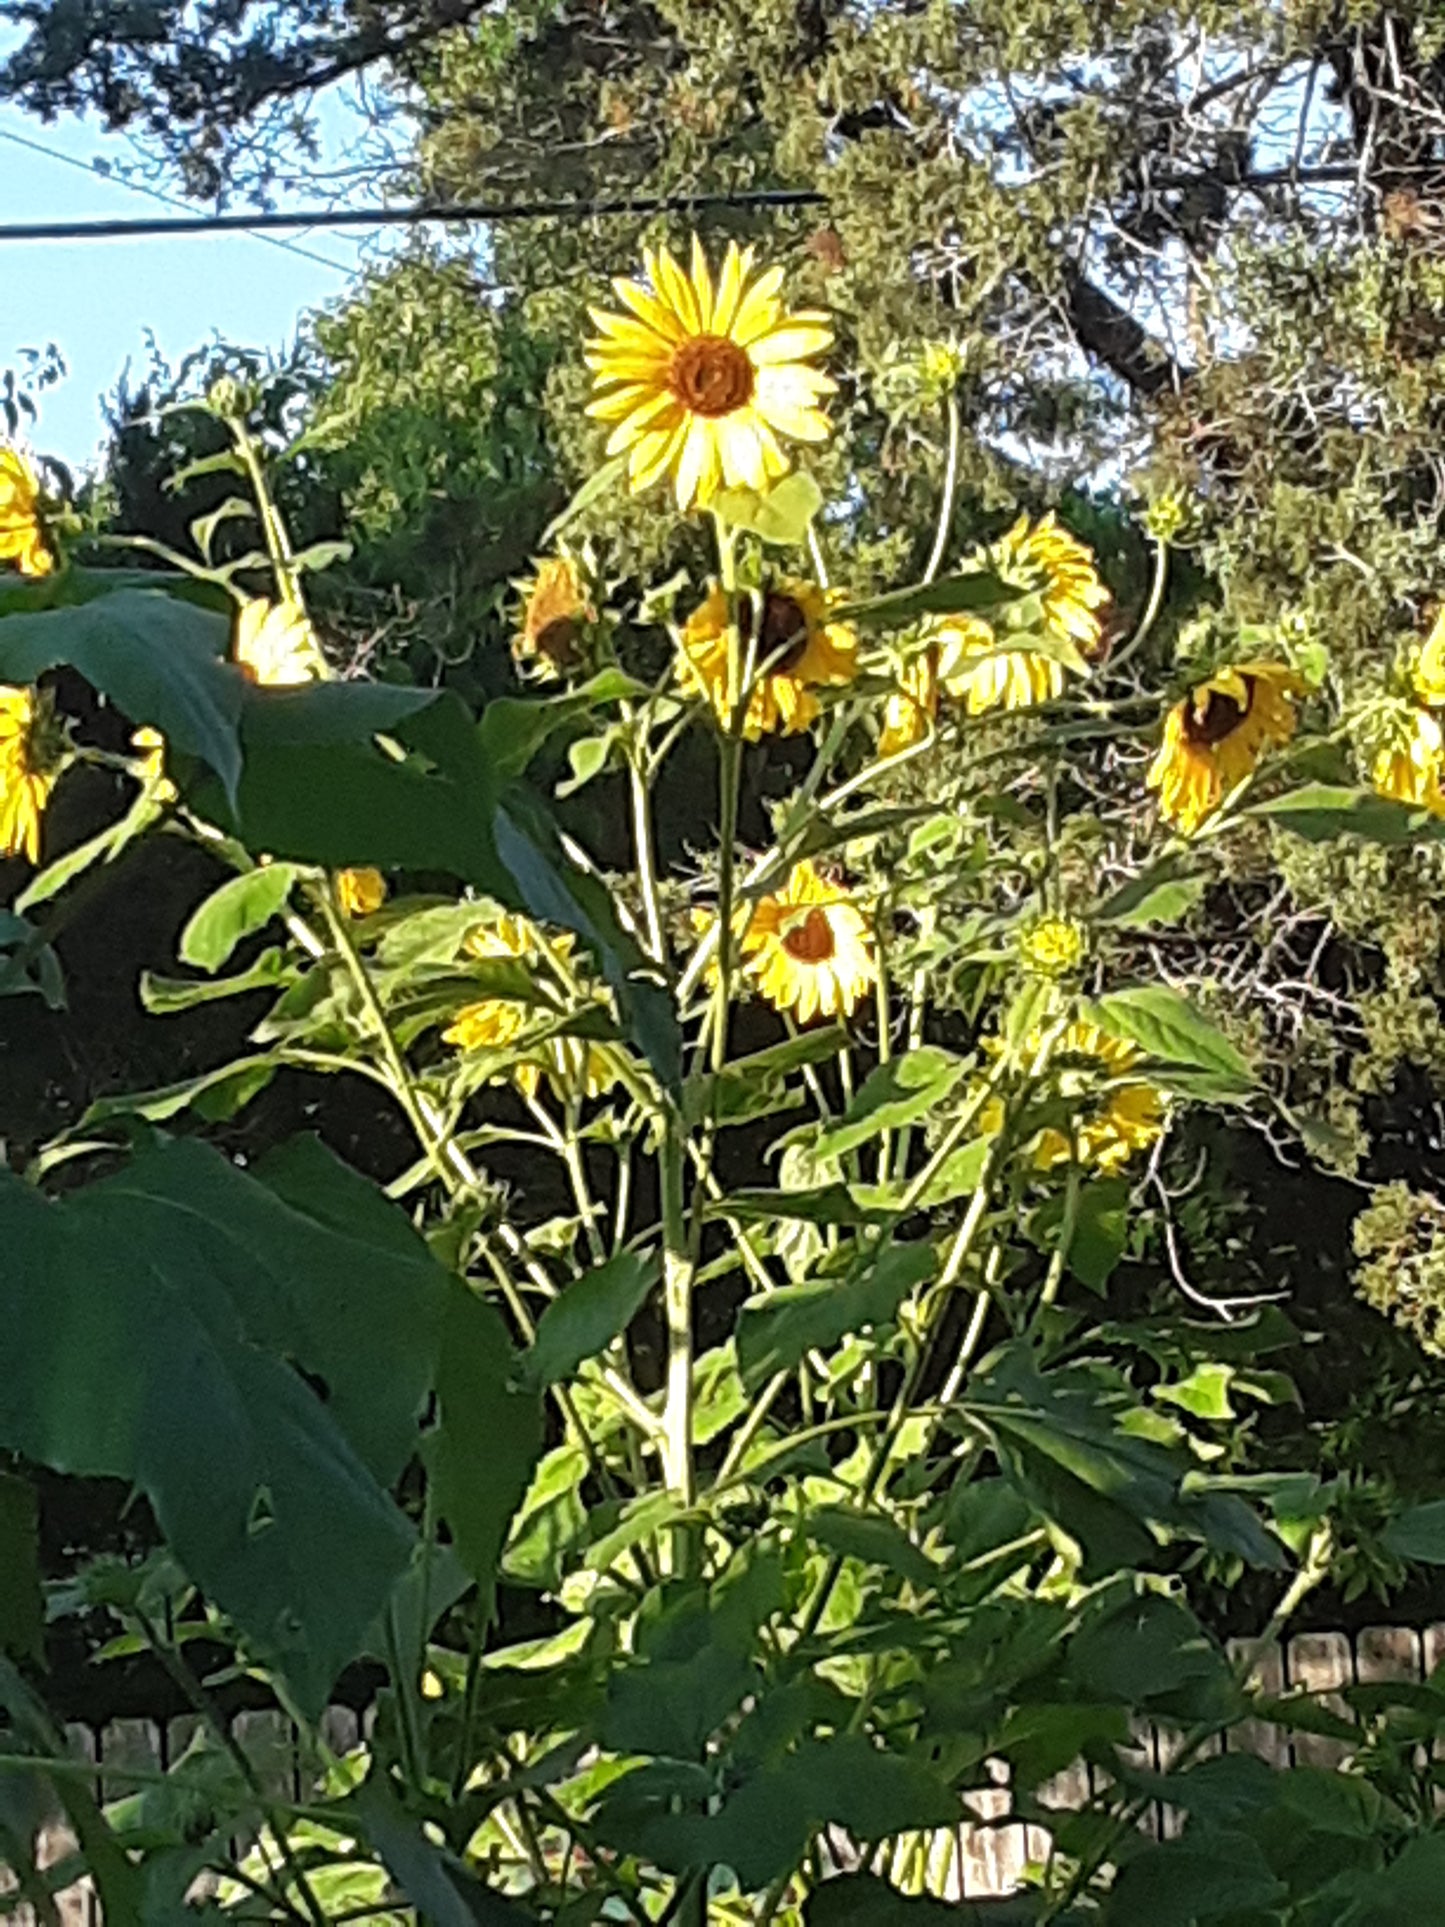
(935, 610), (1064, 716)
(514, 555), (593, 680)
(677, 578), (857, 738)
(1029, 1021), (1166, 1175)
(233, 598), (328, 687)
(1371, 703), (1445, 815)
(741, 859), (875, 1022)
(992, 513), (1110, 657)
(878, 646), (939, 756)
(1147, 661), (1306, 836)
(0, 685), (62, 862)
(0, 447), (53, 578)
(443, 915), (616, 1100)
(336, 868), (388, 917)
(586, 237), (835, 512)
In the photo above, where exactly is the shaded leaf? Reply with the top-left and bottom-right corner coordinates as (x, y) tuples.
(523, 1252), (658, 1389)
(1088, 985), (1254, 1099)
(0, 1473), (41, 1663)
(736, 1244), (934, 1391)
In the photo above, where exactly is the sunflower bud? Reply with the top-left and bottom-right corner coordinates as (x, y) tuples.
(1017, 915), (1088, 979)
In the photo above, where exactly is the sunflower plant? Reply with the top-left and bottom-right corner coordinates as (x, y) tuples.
(4, 238), (1445, 1927)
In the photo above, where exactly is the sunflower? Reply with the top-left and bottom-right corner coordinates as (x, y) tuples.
(992, 513), (1110, 657)
(336, 868), (387, 917)
(741, 859), (875, 1022)
(131, 726), (177, 805)
(1017, 915), (1088, 979)
(444, 915), (616, 1099)
(514, 555), (592, 680)
(1030, 1021), (1166, 1175)
(1371, 703), (1445, 815)
(1147, 661), (1305, 835)
(878, 646), (939, 756)
(586, 237), (835, 512)
(233, 598), (328, 686)
(935, 610), (1065, 716)
(0, 446), (53, 578)
(0, 685), (62, 862)
(677, 577), (857, 738)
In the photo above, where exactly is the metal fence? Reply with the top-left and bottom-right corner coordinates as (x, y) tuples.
(5, 1624), (1440, 1921)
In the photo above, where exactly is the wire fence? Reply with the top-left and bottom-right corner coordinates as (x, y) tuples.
(3, 1623), (1439, 1921)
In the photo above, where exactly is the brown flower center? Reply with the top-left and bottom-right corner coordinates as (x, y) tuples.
(781, 907), (837, 964)
(668, 335), (755, 417)
(1184, 676), (1254, 747)
(740, 592), (811, 673)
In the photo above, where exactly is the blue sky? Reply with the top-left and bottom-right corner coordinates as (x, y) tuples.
(0, 93), (383, 472)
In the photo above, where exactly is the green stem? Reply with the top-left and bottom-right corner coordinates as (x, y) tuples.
(922, 391), (961, 586)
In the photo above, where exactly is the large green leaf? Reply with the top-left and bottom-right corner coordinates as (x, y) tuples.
(0, 1473), (41, 1663)
(1087, 985), (1255, 1099)
(0, 564), (229, 619)
(1381, 1499), (1445, 1564)
(179, 865), (300, 971)
(0, 1137), (444, 1715)
(1251, 783), (1445, 845)
(813, 1048), (966, 1162)
(350, 1773), (531, 1925)
(523, 1252), (658, 1390)
(1104, 1829), (1286, 1925)
(0, 589), (242, 796)
(736, 1244), (934, 1391)
(431, 1284), (544, 1622)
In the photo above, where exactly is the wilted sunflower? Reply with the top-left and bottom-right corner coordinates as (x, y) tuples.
(514, 555), (592, 680)
(336, 868), (387, 917)
(1372, 703), (1445, 816)
(0, 685), (62, 861)
(878, 646), (939, 756)
(1147, 661), (1305, 835)
(935, 610), (1063, 716)
(0, 447), (53, 578)
(677, 578), (857, 738)
(444, 915), (616, 1100)
(233, 598), (328, 686)
(586, 237), (835, 512)
(741, 859), (875, 1022)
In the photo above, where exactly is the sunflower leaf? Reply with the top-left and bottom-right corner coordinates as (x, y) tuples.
(833, 571), (1024, 630)
(713, 473), (824, 546)
(1086, 985), (1255, 1099)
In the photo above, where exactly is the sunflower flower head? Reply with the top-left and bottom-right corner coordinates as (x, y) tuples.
(1147, 660), (1305, 836)
(741, 859), (875, 1023)
(1018, 915), (1089, 980)
(0, 446), (54, 578)
(0, 684), (64, 862)
(586, 236), (835, 512)
(1369, 700), (1445, 816)
(934, 610), (1063, 716)
(444, 914), (616, 1100)
(130, 726), (177, 806)
(336, 868), (388, 918)
(993, 513), (1110, 656)
(677, 577), (857, 739)
(1033, 1020), (1166, 1174)
(879, 646), (939, 756)
(234, 598), (329, 687)
(985, 1018), (1165, 1175)
(514, 554), (594, 681)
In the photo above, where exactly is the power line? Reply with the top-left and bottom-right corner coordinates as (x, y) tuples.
(0, 187), (829, 245)
(0, 123), (354, 271)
